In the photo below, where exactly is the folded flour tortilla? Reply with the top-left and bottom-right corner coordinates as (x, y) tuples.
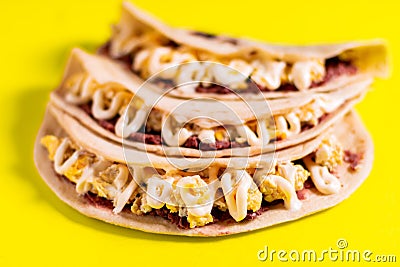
(34, 108), (372, 236)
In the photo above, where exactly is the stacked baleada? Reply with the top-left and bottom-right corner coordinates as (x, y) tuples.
(35, 105), (371, 236)
(34, 2), (388, 236)
(50, 48), (372, 158)
(102, 2), (388, 99)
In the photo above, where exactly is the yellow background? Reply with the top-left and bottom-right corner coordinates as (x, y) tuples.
(0, 0), (398, 266)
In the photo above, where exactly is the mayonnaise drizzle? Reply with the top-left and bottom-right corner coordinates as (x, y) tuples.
(113, 179), (137, 213)
(198, 129), (216, 144)
(303, 156), (341, 194)
(251, 60), (286, 90)
(115, 105), (150, 138)
(76, 160), (112, 194)
(275, 112), (301, 138)
(177, 175), (219, 217)
(221, 170), (254, 222)
(51, 137), (134, 213)
(161, 114), (192, 146)
(236, 119), (270, 146)
(132, 46), (327, 91)
(65, 74), (95, 104)
(53, 139), (81, 174)
(146, 176), (174, 209)
(92, 89), (130, 120)
(44, 134), (346, 226)
(253, 167), (302, 211)
(290, 60), (325, 91)
(63, 72), (340, 149)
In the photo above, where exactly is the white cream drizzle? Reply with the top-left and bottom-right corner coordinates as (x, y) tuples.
(277, 162), (301, 189)
(113, 179), (137, 213)
(198, 129), (216, 144)
(290, 60), (325, 90)
(161, 114), (193, 146)
(235, 119), (270, 146)
(92, 89), (130, 120)
(146, 176), (174, 209)
(75, 160), (112, 194)
(176, 175), (219, 218)
(221, 170), (254, 222)
(53, 139), (81, 174)
(253, 169), (302, 211)
(44, 135), (346, 226)
(212, 63), (249, 89)
(114, 105), (150, 138)
(62, 75), (344, 152)
(275, 112), (301, 138)
(132, 46), (327, 91)
(251, 60), (286, 90)
(51, 137), (134, 213)
(64, 73), (152, 139)
(303, 156), (341, 194)
(65, 74), (95, 104)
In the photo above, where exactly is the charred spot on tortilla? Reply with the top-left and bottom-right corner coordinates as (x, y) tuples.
(249, 50), (258, 56)
(223, 37), (239, 45)
(165, 40), (180, 48)
(191, 31), (217, 39)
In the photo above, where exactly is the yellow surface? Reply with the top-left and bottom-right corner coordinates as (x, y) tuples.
(0, 0), (399, 266)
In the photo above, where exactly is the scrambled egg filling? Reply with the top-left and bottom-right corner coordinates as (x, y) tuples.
(132, 46), (326, 91)
(315, 137), (343, 170)
(41, 135), (129, 205)
(274, 131), (287, 141)
(247, 186), (263, 212)
(41, 134), (344, 228)
(99, 165), (120, 183)
(278, 164), (310, 191)
(297, 101), (325, 126)
(41, 135), (60, 160)
(260, 162), (310, 202)
(64, 155), (94, 183)
(131, 192), (152, 215)
(91, 178), (113, 199)
(259, 178), (286, 202)
(213, 197), (228, 211)
(41, 135), (93, 183)
(166, 204), (178, 213)
(187, 213), (213, 228)
(292, 165), (310, 190)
